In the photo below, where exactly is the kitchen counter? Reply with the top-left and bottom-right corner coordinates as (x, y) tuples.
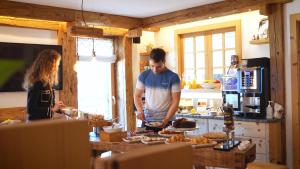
(176, 113), (281, 123)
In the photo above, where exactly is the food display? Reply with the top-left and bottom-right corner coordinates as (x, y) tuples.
(122, 136), (146, 143)
(102, 124), (123, 133)
(189, 136), (217, 148)
(158, 129), (183, 137)
(202, 132), (227, 140)
(141, 136), (166, 144)
(172, 118), (196, 128)
(189, 136), (210, 145)
(88, 114), (112, 127)
(166, 135), (190, 143)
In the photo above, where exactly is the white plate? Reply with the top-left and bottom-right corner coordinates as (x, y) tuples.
(141, 139), (165, 145)
(145, 121), (162, 128)
(141, 137), (166, 144)
(165, 138), (191, 144)
(122, 136), (145, 143)
(166, 126), (197, 132)
(158, 131), (183, 138)
(191, 141), (217, 148)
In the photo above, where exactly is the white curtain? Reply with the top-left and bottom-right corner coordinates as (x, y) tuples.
(77, 38), (116, 63)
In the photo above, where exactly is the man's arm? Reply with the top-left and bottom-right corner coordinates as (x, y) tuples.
(162, 91), (181, 127)
(134, 88), (145, 120)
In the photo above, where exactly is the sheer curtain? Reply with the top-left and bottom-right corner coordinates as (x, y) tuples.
(76, 38), (114, 120)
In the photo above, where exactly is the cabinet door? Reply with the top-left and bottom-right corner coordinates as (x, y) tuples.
(252, 137), (267, 154)
(195, 119), (208, 134)
(208, 119), (224, 132)
(255, 153), (267, 162)
(235, 121), (266, 138)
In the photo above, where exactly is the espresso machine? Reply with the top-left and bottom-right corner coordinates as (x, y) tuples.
(237, 58), (270, 118)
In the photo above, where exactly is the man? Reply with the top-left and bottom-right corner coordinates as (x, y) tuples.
(134, 48), (181, 129)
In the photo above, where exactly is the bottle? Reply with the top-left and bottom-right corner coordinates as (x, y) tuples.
(266, 101), (273, 119)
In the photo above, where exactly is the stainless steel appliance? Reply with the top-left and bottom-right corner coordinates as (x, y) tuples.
(237, 58), (270, 118)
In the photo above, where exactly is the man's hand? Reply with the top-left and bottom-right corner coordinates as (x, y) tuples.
(136, 112), (145, 121)
(160, 118), (169, 128)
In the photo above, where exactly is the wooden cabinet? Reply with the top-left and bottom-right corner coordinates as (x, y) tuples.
(177, 114), (283, 163)
(207, 119), (282, 163)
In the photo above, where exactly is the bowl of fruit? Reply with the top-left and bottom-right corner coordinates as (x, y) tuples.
(201, 80), (221, 89)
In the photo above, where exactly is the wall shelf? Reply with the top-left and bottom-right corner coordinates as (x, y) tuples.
(249, 38), (269, 45)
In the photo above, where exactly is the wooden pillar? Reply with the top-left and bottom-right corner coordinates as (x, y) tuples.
(290, 13), (300, 169)
(268, 3), (285, 164)
(115, 36), (135, 131)
(57, 23), (78, 108)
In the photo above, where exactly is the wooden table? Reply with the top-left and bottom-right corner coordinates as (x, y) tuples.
(90, 134), (256, 169)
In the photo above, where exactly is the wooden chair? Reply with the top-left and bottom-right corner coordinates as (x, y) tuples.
(0, 119), (91, 169)
(247, 162), (288, 169)
(95, 143), (194, 169)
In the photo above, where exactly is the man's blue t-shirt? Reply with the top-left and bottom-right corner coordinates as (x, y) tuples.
(136, 69), (181, 121)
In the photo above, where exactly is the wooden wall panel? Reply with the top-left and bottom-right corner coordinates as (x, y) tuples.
(290, 13), (300, 169)
(268, 3), (285, 164)
(58, 23), (78, 108)
(0, 107), (26, 122)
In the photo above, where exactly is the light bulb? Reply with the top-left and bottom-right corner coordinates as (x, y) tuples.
(91, 50), (96, 62)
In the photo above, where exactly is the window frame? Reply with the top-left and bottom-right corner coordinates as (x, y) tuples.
(175, 20), (242, 80)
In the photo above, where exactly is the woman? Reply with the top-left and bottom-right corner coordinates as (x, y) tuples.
(23, 49), (64, 121)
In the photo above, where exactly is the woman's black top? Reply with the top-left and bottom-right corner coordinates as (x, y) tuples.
(27, 81), (55, 121)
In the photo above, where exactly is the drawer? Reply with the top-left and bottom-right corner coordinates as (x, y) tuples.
(255, 153), (267, 162)
(235, 121), (266, 138)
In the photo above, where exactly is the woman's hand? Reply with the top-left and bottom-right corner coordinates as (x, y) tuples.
(52, 101), (65, 113)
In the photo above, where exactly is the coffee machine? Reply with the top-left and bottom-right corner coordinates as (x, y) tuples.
(237, 58), (270, 118)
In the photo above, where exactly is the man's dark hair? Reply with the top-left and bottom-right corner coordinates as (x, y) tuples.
(150, 48), (166, 63)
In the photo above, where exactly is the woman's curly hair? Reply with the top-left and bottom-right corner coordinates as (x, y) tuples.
(23, 49), (61, 90)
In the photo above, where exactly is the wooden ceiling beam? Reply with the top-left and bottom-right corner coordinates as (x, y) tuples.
(0, 1), (141, 29)
(0, 16), (65, 30)
(0, 16), (128, 37)
(142, 0), (292, 28)
(69, 26), (103, 38)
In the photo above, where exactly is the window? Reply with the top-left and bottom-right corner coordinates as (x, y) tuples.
(177, 21), (241, 83)
(76, 38), (115, 119)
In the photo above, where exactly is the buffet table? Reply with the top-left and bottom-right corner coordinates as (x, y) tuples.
(90, 133), (256, 169)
